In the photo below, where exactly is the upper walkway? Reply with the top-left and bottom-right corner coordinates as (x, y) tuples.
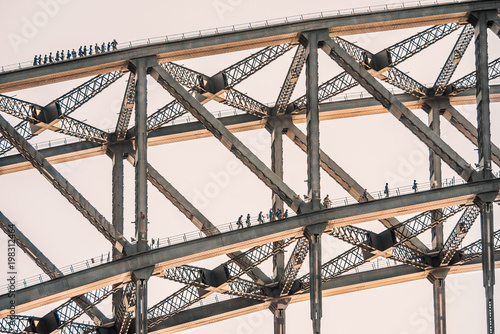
(0, 0), (496, 92)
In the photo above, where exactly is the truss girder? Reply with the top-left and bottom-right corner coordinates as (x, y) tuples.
(299, 247), (367, 291)
(449, 57), (500, 95)
(391, 205), (463, 245)
(221, 44), (293, 88)
(331, 37), (367, 63)
(322, 38), (475, 181)
(57, 116), (109, 143)
(389, 244), (427, 269)
(284, 123), (429, 251)
(0, 94), (39, 123)
(442, 102), (500, 167)
(329, 225), (372, 250)
(0, 316), (33, 334)
(160, 62), (207, 93)
(224, 278), (268, 300)
(387, 23), (461, 66)
(219, 88), (270, 117)
(115, 72), (136, 140)
(459, 229), (500, 264)
(0, 113), (128, 253)
(0, 121), (32, 155)
(383, 67), (428, 97)
(434, 24), (475, 95)
(274, 44), (307, 114)
(56, 71), (124, 116)
(441, 205), (480, 266)
(115, 282), (136, 334)
(53, 285), (118, 332)
(279, 237), (309, 295)
(149, 64), (303, 212)
(149, 239), (293, 328)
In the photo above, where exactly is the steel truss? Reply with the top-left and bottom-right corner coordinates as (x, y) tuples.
(0, 2), (499, 334)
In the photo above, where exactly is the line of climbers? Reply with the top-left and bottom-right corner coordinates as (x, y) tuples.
(323, 180), (419, 208)
(236, 208), (289, 229)
(32, 39), (118, 66)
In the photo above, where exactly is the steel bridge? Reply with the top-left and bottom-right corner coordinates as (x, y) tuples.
(0, 1), (500, 333)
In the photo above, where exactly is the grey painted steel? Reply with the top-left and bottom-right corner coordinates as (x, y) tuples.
(145, 253), (500, 334)
(274, 44), (306, 115)
(305, 226), (324, 334)
(428, 100), (444, 250)
(0, 113), (129, 254)
(441, 102), (500, 167)
(474, 12), (496, 334)
(427, 269), (449, 334)
(135, 279), (148, 334)
(135, 59), (148, 252)
(3, 179), (498, 317)
(284, 123), (429, 252)
(115, 72), (136, 140)
(322, 38), (475, 182)
(0, 213), (109, 326)
(2, 84), (500, 177)
(2, 1), (498, 93)
(149, 64), (303, 212)
(433, 24), (474, 96)
(111, 145), (125, 318)
(127, 154), (270, 285)
(271, 118), (285, 285)
(305, 32), (321, 210)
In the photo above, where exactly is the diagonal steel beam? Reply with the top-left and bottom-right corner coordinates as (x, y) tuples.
(0, 113), (129, 254)
(273, 44), (307, 115)
(440, 205), (480, 266)
(279, 237), (309, 295)
(440, 101), (500, 168)
(448, 57), (500, 95)
(284, 123), (429, 252)
(433, 24), (475, 96)
(149, 64), (303, 212)
(125, 152), (271, 285)
(115, 72), (136, 141)
(217, 88), (269, 117)
(0, 212), (109, 326)
(322, 38), (475, 181)
(383, 67), (428, 97)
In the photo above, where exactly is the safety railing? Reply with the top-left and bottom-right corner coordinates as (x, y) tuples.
(1, 174), (493, 295)
(0, 0), (466, 73)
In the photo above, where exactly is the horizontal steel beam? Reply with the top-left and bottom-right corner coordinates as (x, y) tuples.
(148, 251), (500, 334)
(0, 1), (497, 92)
(1, 179), (498, 317)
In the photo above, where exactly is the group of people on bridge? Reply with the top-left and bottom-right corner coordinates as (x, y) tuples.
(33, 40), (118, 66)
(236, 208), (289, 229)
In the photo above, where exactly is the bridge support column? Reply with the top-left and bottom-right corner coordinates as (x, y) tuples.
(133, 267), (153, 334)
(111, 144), (125, 317)
(472, 11), (495, 334)
(271, 118), (285, 281)
(427, 269), (449, 334)
(305, 224), (326, 334)
(271, 301), (287, 334)
(426, 100), (444, 250)
(134, 59), (149, 252)
(305, 32), (321, 211)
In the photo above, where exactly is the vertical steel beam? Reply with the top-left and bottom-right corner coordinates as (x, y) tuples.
(305, 33), (321, 210)
(427, 269), (449, 334)
(426, 101), (444, 250)
(271, 118), (286, 333)
(473, 11), (495, 334)
(133, 268), (152, 334)
(305, 224), (326, 334)
(271, 118), (285, 281)
(135, 59), (148, 252)
(111, 144), (125, 318)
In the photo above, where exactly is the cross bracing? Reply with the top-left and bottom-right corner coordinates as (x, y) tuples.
(0, 1), (499, 334)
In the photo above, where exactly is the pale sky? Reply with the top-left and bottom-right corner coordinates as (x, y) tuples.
(0, 0), (499, 333)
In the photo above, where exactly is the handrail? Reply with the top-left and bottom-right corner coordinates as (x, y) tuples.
(0, 0), (466, 73)
(0, 174), (490, 295)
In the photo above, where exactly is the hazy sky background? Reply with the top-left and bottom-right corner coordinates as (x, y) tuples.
(0, 0), (499, 333)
